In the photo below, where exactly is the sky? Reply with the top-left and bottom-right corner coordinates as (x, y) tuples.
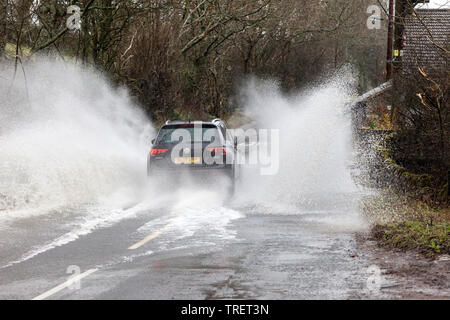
(415, 0), (450, 9)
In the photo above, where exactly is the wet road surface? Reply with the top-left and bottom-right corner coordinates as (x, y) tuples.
(0, 190), (399, 300)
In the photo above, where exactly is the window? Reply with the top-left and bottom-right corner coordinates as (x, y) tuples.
(156, 125), (220, 144)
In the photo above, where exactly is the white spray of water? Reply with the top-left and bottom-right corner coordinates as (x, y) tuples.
(0, 59), (365, 268)
(234, 68), (366, 229)
(137, 187), (243, 246)
(0, 58), (153, 219)
(0, 59), (244, 267)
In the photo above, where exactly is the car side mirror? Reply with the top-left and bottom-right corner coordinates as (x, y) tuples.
(234, 136), (238, 149)
(151, 139), (155, 145)
(210, 136), (216, 143)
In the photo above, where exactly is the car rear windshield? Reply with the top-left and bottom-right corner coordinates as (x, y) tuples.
(155, 124), (221, 144)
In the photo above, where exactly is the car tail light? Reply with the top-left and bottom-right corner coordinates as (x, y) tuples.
(150, 148), (168, 157)
(206, 147), (227, 155)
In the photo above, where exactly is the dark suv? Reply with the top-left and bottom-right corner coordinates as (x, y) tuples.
(147, 119), (238, 194)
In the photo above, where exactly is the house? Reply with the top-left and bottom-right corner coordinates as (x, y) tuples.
(402, 9), (449, 78)
(352, 8), (449, 130)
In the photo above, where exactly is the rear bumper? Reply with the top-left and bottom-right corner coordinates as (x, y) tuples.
(149, 165), (232, 176)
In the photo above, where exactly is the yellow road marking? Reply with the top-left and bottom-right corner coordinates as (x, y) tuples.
(128, 223), (173, 250)
(32, 268), (98, 300)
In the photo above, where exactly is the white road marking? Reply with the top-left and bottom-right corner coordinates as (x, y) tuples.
(128, 223), (172, 250)
(32, 268), (98, 300)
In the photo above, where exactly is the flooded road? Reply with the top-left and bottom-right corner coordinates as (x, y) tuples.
(3, 59), (445, 301)
(0, 190), (392, 300)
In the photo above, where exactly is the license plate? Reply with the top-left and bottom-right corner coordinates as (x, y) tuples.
(174, 157), (201, 164)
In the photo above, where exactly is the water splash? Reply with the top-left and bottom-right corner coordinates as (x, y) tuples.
(0, 58), (153, 217)
(234, 67), (365, 228)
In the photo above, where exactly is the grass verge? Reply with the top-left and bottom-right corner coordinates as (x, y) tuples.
(372, 221), (449, 256)
(362, 190), (450, 257)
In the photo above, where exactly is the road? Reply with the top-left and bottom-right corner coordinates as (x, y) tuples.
(0, 186), (397, 300)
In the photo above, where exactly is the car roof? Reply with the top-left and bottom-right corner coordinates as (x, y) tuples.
(163, 119), (226, 127)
